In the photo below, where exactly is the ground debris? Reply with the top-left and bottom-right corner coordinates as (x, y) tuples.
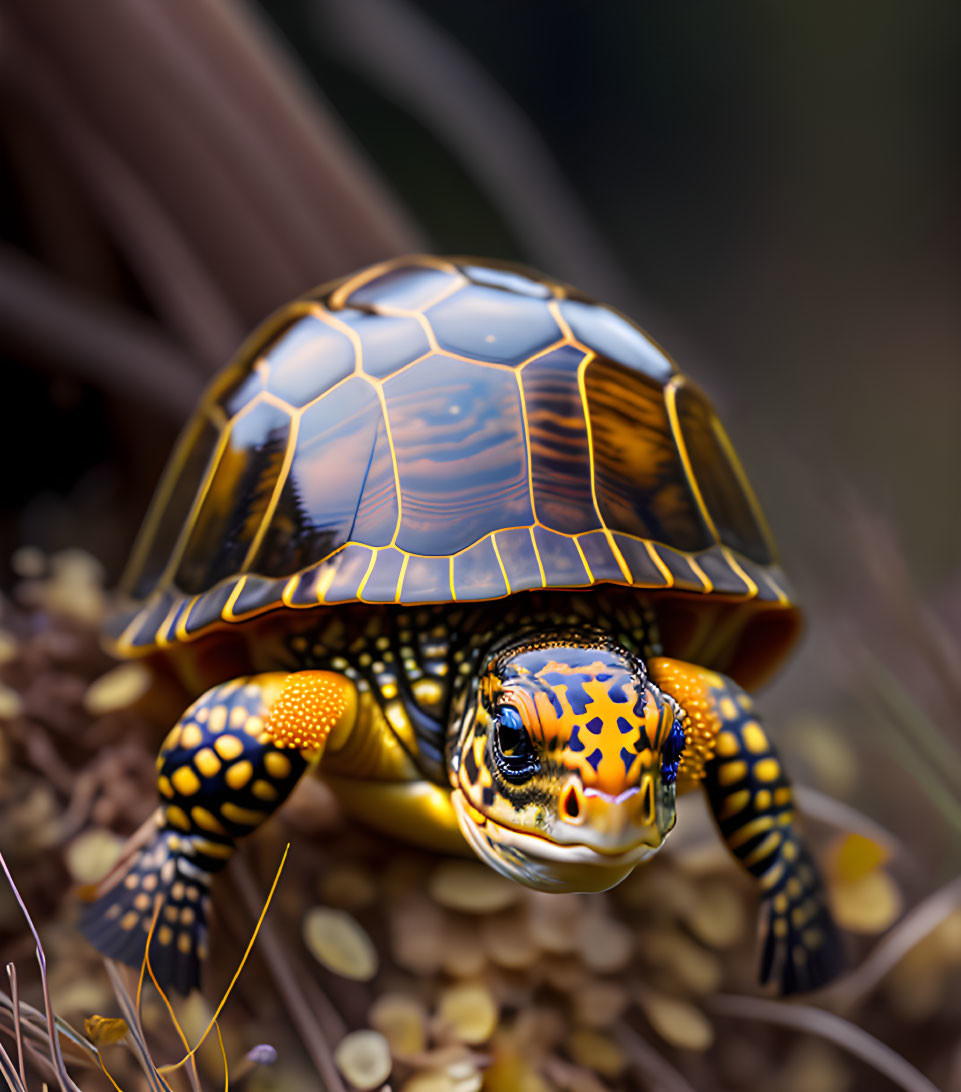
(0, 567), (952, 1092)
(334, 1028), (393, 1089)
(304, 905), (379, 981)
(83, 662), (152, 715)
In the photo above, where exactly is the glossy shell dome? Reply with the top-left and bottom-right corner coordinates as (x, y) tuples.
(109, 256), (798, 683)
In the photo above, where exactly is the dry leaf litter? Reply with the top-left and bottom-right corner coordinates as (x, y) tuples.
(0, 550), (955, 1091)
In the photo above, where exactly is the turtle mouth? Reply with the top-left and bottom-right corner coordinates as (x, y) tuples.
(450, 788), (655, 893)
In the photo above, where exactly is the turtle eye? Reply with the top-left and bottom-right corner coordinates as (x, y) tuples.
(492, 705), (539, 783)
(661, 719), (686, 785)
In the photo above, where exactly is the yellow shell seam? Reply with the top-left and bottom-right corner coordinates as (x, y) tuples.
(528, 526), (547, 588)
(515, 366), (539, 525)
(664, 376), (721, 544)
(354, 548), (378, 601)
(516, 336), (570, 371)
(326, 255), (459, 312)
(394, 554), (410, 604)
(490, 534), (512, 594)
(546, 299), (575, 341)
(644, 541), (674, 587)
(155, 415), (235, 593)
(721, 547), (759, 598)
(572, 535), (594, 583)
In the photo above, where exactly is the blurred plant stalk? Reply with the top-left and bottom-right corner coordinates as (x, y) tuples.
(1, 0), (422, 408)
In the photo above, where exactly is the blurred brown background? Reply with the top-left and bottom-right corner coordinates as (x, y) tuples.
(1, 1), (960, 1086)
(4, 0), (960, 850)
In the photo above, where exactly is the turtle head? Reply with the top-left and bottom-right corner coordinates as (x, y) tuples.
(450, 633), (686, 892)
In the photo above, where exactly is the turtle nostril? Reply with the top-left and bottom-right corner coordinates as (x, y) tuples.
(640, 776), (655, 825)
(562, 785), (581, 821)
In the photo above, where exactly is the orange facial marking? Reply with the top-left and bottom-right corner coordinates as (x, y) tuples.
(263, 672), (350, 751)
(510, 658), (664, 796)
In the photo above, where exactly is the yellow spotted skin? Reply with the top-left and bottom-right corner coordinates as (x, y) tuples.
(649, 658), (842, 993)
(80, 671), (356, 994)
(262, 671), (353, 750)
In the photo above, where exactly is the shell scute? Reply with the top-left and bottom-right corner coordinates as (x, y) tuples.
(337, 261), (464, 313)
(117, 591), (175, 648)
(287, 559), (334, 608)
(250, 378), (384, 580)
(584, 356), (712, 552)
(175, 399), (291, 595)
(425, 283), (562, 365)
(651, 544), (710, 593)
(127, 415), (221, 601)
(399, 555), (451, 604)
(183, 582), (235, 638)
(532, 527), (592, 589)
(361, 549), (406, 604)
(452, 536), (508, 602)
(227, 575), (281, 620)
(322, 544), (375, 605)
(350, 414), (400, 547)
(696, 551), (753, 597)
(610, 534), (669, 589)
(263, 315), (355, 408)
(114, 255), (796, 687)
(670, 381), (772, 565)
(384, 354), (532, 555)
(520, 344), (600, 535)
(577, 531), (631, 586)
(493, 527), (544, 594)
(558, 298), (674, 382)
(331, 309), (430, 380)
(220, 368), (266, 418)
(459, 263), (552, 299)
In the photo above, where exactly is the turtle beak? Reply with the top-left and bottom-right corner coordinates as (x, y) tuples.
(451, 787), (655, 893)
(553, 773), (663, 853)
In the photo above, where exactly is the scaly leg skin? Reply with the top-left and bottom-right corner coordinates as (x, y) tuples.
(649, 658), (843, 995)
(80, 671), (356, 994)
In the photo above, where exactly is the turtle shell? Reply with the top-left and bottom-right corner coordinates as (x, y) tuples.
(109, 256), (800, 687)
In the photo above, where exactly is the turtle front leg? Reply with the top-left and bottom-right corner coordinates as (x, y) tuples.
(80, 671), (356, 994)
(648, 658), (843, 994)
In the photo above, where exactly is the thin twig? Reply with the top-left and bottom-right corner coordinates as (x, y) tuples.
(178, 0), (423, 262)
(613, 1023), (700, 1092)
(826, 876), (961, 1010)
(0, 993), (97, 1068)
(230, 854), (348, 1092)
(0, 245), (203, 422)
(318, 0), (649, 318)
(133, 0), (414, 280)
(160, 844), (289, 1082)
(2, 23), (245, 367)
(794, 785), (901, 851)
(103, 963), (170, 1092)
(4, 0), (420, 326)
(34, 951), (77, 1092)
(708, 995), (940, 1092)
(4, 967), (25, 1091)
(863, 651), (961, 798)
(848, 503), (961, 718)
(140, 896), (203, 1092)
(0, 1035), (26, 1092)
(0, 851), (81, 1092)
(866, 685), (961, 841)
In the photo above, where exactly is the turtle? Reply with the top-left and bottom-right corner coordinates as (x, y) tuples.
(81, 255), (842, 996)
